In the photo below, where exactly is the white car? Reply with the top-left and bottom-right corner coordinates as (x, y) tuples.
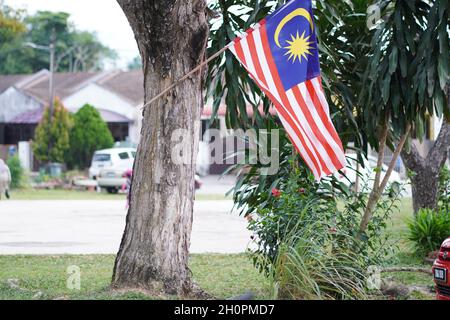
(335, 154), (402, 192)
(92, 147), (206, 194)
(89, 148), (136, 180)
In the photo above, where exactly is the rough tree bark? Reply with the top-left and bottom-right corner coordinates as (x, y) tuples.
(401, 121), (450, 214)
(112, 0), (209, 296)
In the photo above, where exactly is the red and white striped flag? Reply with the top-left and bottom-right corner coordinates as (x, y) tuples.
(228, 0), (345, 180)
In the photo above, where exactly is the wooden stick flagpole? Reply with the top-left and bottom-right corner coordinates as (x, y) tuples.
(141, 45), (230, 110)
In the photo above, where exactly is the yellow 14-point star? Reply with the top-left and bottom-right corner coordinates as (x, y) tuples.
(284, 30), (314, 63)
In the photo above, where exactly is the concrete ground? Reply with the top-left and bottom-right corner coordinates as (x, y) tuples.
(0, 200), (252, 255)
(196, 175), (236, 196)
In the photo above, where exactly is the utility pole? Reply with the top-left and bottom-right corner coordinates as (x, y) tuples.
(49, 28), (56, 118)
(24, 28), (57, 118)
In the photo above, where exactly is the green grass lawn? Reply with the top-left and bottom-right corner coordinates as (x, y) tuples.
(0, 195), (436, 300)
(9, 189), (230, 201)
(383, 198), (435, 297)
(0, 254), (271, 300)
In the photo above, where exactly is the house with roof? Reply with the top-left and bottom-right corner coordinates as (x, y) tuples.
(0, 69), (266, 173)
(0, 68), (274, 144)
(0, 69), (144, 147)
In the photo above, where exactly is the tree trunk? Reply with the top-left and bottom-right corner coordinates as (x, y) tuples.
(401, 122), (450, 214)
(112, 0), (209, 296)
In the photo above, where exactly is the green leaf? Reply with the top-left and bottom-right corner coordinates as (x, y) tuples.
(427, 65), (436, 98)
(399, 50), (408, 78)
(381, 74), (391, 104)
(433, 87), (444, 117)
(389, 46), (398, 74)
(415, 114), (425, 142)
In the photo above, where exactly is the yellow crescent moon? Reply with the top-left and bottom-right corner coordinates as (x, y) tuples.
(274, 8), (314, 48)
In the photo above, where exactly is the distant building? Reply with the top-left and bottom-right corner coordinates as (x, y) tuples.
(0, 69), (144, 145)
(0, 69), (260, 173)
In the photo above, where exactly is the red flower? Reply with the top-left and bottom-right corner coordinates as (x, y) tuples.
(271, 188), (281, 197)
(329, 227), (337, 234)
(299, 188), (305, 194)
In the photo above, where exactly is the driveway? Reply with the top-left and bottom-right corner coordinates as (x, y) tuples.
(0, 200), (252, 255)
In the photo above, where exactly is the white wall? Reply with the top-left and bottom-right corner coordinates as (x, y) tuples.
(0, 88), (42, 122)
(433, 115), (443, 140)
(64, 84), (135, 119)
(64, 84), (143, 144)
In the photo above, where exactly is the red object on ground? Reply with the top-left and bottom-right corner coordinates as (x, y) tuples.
(433, 237), (450, 300)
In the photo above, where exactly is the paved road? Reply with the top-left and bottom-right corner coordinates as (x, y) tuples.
(0, 200), (252, 255)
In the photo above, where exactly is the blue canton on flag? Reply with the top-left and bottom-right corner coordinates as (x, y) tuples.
(266, 0), (321, 90)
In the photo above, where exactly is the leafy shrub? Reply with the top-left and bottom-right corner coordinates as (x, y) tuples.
(270, 222), (368, 300)
(67, 104), (114, 169)
(33, 99), (73, 163)
(230, 136), (401, 299)
(408, 208), (450, 255)
(438, 166), (449, 212)
(248, 165), (336, 270)
(6, 156), (23, 188)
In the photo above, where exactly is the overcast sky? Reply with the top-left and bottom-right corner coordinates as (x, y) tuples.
(5, 0), (139, 69)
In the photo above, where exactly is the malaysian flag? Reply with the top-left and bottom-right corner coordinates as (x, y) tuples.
(228, 0), (345, 180)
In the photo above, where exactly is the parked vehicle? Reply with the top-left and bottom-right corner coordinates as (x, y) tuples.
(433, 237), (450, 300)
(97, 167), (130, 194)
(98, 167), (203, 194)
(88, 148), (136, 180)
(335, 154), (402, 191)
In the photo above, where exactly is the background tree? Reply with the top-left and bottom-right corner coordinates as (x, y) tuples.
(0, 8), (117, 74)
(402, 122), (449, 214)
(359, 0), (449, 232)
(400, 0), (449, 214)
(33, 99), (73, 163)
(127, 56), (142, 71)
(25, 11), (117, 72)
(112, 0), (209, 296)
(65, 31), (118, 72)
(67, 104), (114, 169)
(0, 1), (33, 74)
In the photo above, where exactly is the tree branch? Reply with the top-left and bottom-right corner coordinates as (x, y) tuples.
(359, 123), (411, 235)
(401, 142), (425, 172)
(359, 122), (389, 234)
(378, 123), (412, 193)
(373, 121), (389, 192)
(426, 122), (450, 171)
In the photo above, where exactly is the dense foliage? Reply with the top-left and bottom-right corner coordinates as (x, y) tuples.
(361, 0), (449, 146)
(67, 104), (114, 169)
(241, 155), (401, 299)
(32, 99), (73, 164)
(6, 155), (23, 189)
(408, 166), (450, 255)
(408, 208), (450, 255)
